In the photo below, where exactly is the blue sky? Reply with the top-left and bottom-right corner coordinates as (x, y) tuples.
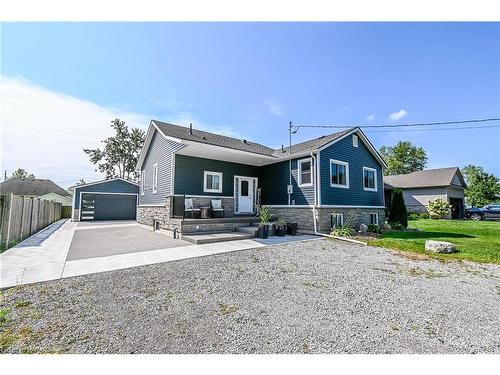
(1, 22), (499, 186)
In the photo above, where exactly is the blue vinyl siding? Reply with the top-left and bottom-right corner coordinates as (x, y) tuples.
(139, 130), (184, 205)
(74, 179), (139, 209)
(174, 155), (260, 196)
(319, 134), (384, 206)
(259, 157), (315, 205)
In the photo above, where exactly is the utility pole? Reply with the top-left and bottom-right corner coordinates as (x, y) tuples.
(4, 170), (6, 181)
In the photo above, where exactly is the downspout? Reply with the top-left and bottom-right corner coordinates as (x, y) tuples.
(310, 152), (319, 235)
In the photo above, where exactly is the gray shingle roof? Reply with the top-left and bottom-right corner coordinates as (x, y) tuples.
(153, 120), (354, 158)
(384, 167), (466, 189)
(0, 178), (71, 197)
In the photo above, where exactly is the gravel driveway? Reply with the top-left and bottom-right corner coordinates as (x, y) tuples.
(1, 239), (499, 353)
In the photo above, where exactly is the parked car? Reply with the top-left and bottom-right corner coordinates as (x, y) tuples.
(465, 204), (500, 220)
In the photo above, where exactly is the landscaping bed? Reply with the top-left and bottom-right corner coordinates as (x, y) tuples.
(1, 239), (499, 353)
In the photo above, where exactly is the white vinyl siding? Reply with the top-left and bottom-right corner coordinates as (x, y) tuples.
(363, 166), (377, 192)
(298, 158), (313, 187)
(204, 171), (223, 193)
(330, 159), (349, 188)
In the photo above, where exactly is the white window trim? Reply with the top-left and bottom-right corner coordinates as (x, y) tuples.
(363, 166), (378, 192)
(331, 213), (344, 228)
(152, 163), (158, 194)
(353, 134), (359, 147)
(141, 170), (145, 195)
(203, 171), (223, 193)
(298, 158), (313, 187)
(369, 212), (379, 225)
(329, 159), (350, 189)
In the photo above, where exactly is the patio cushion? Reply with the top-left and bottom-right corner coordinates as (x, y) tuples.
(185, 198), (200, 211)
(211, 200), (223, 210)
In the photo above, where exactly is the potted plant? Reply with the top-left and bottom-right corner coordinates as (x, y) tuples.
(256, 205), (271, 239)
(286, 222), (298, 236)
(274, 218), (287, 236)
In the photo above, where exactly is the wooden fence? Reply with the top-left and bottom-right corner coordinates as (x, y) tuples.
(0, 193), (62, 250)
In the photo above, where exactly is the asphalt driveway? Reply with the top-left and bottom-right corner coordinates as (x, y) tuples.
(66, 222), (189, 261)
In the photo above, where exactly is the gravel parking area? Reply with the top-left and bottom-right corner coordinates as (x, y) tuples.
(1, 239), (499, 353)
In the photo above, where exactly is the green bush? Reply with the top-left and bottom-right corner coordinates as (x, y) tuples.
(367, 224), (382, 234)
(331, 226), (354, 237)
(427, 198), (452, 219)
(388, 188), (408, 228)
(388, 222), (406, 231)
(408, 212), (430, 220)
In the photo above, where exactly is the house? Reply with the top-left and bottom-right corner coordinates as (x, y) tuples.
(70, 178), (139, 221)
(0, 178), (72, 206)
(135, 120), (387, 235)
(384, 167), (467, 219)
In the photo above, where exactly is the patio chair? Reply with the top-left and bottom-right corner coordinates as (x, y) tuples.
(184, 198), (201, 219)
(210, 199), (225, 218)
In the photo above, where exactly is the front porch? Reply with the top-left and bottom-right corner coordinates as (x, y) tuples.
(169, 215), (259, 235)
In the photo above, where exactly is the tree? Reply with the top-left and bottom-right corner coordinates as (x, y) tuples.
(84, 119), (145, 181)
(10, 168), (35, 179)
(462, 165), (500, 207)
(388, 188), (408, 228)
(379, 141), (428, 175)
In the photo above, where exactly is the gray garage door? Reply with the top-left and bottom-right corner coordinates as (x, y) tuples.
(81, 193), (137, 221)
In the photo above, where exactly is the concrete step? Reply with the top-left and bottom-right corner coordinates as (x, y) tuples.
(237, 226), (259, 235)
(181, 232), (255, 245)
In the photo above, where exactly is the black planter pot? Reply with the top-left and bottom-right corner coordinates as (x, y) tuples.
(256, 225), (269, 239)
(274, 225), (286, 237)
(286, 223), (298, 235)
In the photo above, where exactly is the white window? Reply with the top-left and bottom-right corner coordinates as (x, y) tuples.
(331, 213), (344, 228)
(330, 159), (349, 188)
(141, 170), (145, 195)
(153, 163), (158, 194)
(363, 166), (378, 191)
(204, 171), (223, 193)
(298, 158), (313, 186)
(353, 134), (358, 147)
(369, 213), (379, 225)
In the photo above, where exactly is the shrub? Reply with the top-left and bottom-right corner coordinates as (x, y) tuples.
(367, 224), (382, 234)
(427, 198), (452, 219)
(388, 188), (408, 228)
(331, 225), (354, 237)
(388, 222), (406, 231)
(408, 212), (430, 220)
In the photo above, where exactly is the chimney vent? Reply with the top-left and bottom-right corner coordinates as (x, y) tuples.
(189, 123), (193, 135)
(241, 139), (247, 144)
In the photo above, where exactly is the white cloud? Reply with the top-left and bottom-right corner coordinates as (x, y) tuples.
(1, 75), (151, 188)
(365, 114), (375, 122)
(0, 76), (251, 188)
(388, 108), (408, 122)
(264, 99), (285, 116)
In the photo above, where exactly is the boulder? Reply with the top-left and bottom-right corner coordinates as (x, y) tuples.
(382, 223), (392, 231)
(425, 240), (457, 254)
(359, 224), (368, 233)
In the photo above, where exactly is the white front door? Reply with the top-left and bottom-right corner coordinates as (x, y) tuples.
(237, 177), (254, 214)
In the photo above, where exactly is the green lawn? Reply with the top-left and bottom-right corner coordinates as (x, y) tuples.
(368, 219), (500, 264)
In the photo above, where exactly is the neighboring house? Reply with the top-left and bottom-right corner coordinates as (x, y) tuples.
(384, 167), (467, 219)
(135, 120), (387, 233)
(70, 178), (139, 221)
(0, 178), (72, 205)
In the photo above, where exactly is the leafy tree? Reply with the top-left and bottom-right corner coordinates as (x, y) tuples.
(388, 188), (408, 228)
(84, 119), (145, 180)
(379, 141), (428, 175)
(10, 168), (35, 179)
(427, 198), (452, 219)
(462, 165), (500, 207)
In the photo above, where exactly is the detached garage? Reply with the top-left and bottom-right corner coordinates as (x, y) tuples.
(71, 178), (139, 221)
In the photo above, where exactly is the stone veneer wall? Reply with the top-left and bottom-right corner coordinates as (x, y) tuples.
(72, 208), (80, 222)
(266, 206), (386, 232)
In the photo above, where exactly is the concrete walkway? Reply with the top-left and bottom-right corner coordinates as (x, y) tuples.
(1, 219), (319, 288)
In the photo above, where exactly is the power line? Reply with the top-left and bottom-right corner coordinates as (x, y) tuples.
(364, 124), (500, 133)
(295, 117), (500, 129)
